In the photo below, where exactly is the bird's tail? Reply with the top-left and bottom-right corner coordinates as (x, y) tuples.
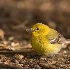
(61, 39), (70, 48)
(65, 39), (70, 44)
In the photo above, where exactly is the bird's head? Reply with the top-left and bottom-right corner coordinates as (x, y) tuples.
(31, 23), (51, 36)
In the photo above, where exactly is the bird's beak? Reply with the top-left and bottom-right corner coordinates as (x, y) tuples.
(26, 28), (32, 33)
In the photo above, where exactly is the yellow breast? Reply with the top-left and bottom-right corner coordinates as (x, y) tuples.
(31, 35), (61, 55)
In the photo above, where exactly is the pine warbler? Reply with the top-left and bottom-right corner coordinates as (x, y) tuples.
(27, 23), (70, 55)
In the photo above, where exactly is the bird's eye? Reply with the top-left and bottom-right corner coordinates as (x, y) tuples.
(37, 28), (39, 30)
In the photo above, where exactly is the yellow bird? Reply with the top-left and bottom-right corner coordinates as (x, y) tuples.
(28, 23), (70, 55)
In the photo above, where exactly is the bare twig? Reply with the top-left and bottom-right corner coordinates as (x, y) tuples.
(12, 15), (32, 30)
(12, 20), (29, 30)
(0, 48), (38, 56)
(0, 49), (33, 52)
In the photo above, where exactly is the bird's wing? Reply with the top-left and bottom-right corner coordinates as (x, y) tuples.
(46, 29), (64, 44)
